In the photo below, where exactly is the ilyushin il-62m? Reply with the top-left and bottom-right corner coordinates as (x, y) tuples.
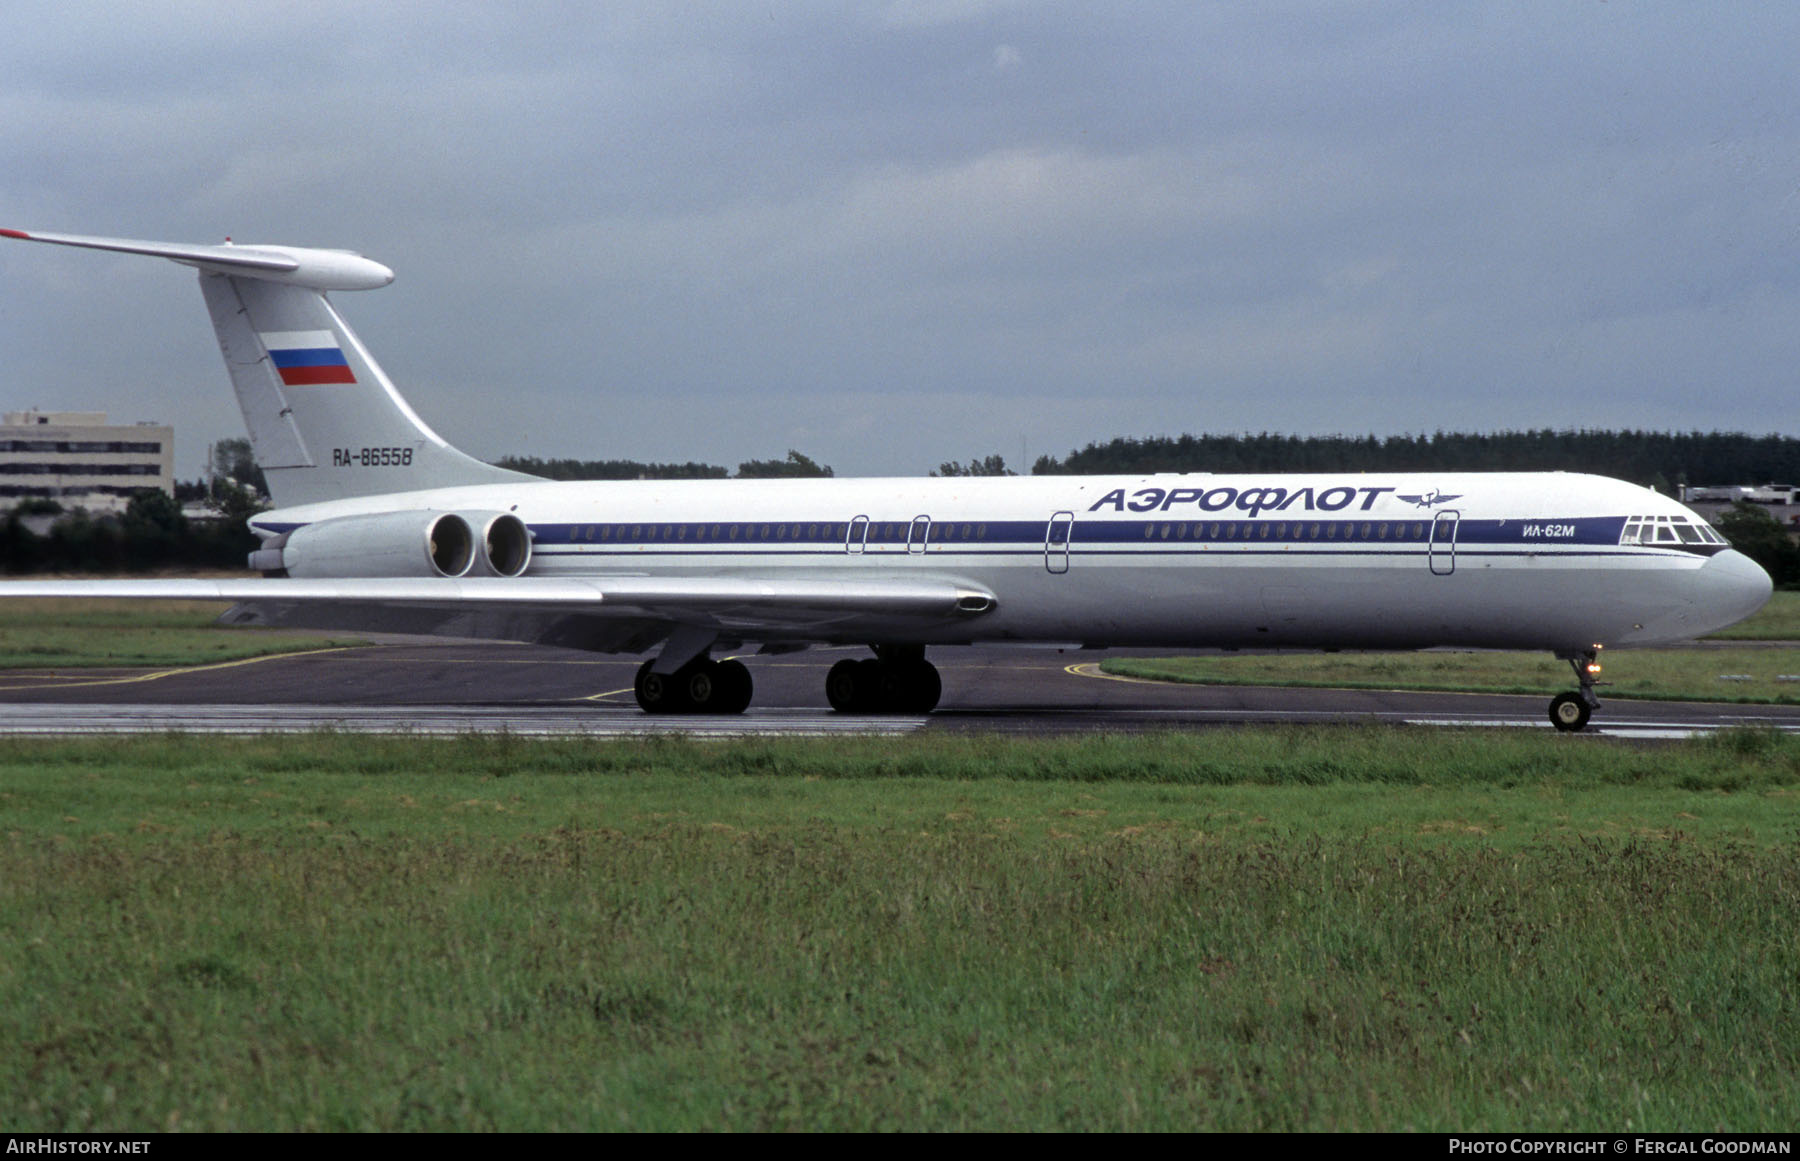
(0, 228), (1772, 730)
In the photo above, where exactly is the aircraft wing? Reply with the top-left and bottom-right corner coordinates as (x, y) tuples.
(0, 575), (997, 653)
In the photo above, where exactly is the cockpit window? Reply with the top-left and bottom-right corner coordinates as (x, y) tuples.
(1620, 514), (1729, 547)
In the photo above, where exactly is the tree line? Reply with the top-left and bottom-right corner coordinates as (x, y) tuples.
(497, 450), (833, 480)
(500, 430), (1800, 491)
(1, 490), (257, 574)
(1029, 430), (1800, 490)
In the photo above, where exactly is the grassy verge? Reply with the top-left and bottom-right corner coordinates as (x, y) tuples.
(1101, 646), (1800, 705)
(1099, 593), (1800, 703)
(0, 598), (362, 667)
(1708, 589), (1800, 639)
(5, 731), (1799, 1131)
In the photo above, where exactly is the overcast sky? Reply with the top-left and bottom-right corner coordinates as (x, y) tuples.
(3, 2), (1797, 478)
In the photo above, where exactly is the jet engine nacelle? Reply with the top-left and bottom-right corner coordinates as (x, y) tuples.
(257, 510), (532, 578)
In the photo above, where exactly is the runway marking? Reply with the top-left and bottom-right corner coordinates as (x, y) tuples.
(1405, 717), (1800, 738)
(1064, 662), (1165, 685)
(0, 647), (358, 693)
(0, 704), (926, 737)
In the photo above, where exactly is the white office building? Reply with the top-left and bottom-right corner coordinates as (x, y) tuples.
(0, 411), (174, 514)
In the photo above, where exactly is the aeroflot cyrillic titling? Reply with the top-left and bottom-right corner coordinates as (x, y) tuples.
(1087, 485), (1397, 516)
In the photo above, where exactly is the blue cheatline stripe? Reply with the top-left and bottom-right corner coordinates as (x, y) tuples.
(530, 547), (1684, 563)
(256, 514), (1716, 559)
(524, 515), (1634, 549)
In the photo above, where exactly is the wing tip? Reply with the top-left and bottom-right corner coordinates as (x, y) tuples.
(0, 228), (31, 239)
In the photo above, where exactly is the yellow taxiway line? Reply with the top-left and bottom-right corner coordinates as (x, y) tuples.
(0, 646), (357, 693)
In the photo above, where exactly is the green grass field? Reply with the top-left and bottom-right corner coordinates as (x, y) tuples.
(1708, 590), (1800, 639)
(1102, 592), (1800, 704)
(1101, 645), (1800, 705)
(5, 731), (1798, 1131)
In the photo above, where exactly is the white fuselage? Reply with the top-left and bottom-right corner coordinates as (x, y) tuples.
(253, 469), (1773, 655)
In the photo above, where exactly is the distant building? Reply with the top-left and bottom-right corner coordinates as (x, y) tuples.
(1683, 483), (1799, 505)
(0, 411), (174, 514)
(1679, 482), (1800, 535)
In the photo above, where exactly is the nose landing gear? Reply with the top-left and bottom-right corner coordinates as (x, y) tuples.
(1549, 649), (1602, 732)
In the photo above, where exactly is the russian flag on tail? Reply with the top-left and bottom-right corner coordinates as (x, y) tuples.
(260, 330), (356, 385)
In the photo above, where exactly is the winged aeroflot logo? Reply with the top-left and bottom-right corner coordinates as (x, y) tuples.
(1396, 489), (1464, 508)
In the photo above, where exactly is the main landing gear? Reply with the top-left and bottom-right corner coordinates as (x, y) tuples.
(1548, 649), (1602, 732)
(631, 645), (942, 715)
(825, 646), (942, 714)
(634, 656), (754, 715)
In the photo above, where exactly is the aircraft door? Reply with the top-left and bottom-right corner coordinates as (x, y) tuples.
(846, 515), (869, 554)
(1045, 511), (1074, 574)
(1428, 510), (1460, 576)
(907, 516), (931, 554)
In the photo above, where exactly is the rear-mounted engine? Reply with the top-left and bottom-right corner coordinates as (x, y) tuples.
(250, 510), (532, 578)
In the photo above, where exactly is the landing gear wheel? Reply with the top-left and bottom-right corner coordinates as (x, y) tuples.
(634, 659), (689, 714)
(713, 659), (754, 715)
(1548, 691), (1591, 733)
(826, 655), (941, 713)
(679, 660), (719, 711)
(826, 659), (862, 711)
(896, 659), (941, 713)
(635, 657), (753, 715)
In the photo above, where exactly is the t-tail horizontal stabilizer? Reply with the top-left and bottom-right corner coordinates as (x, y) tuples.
(0, 228), (394, 291)
(2, 227), (532, 507)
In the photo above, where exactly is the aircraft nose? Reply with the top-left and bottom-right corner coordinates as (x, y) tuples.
(1689, 549), (1773, 636)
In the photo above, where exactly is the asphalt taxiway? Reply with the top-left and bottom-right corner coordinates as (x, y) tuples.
(0, 640), (1797, 738)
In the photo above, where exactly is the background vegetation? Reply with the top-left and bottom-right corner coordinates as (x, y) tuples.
(0, 491), (256, 575)
(491, 429), (1800, 488)
(1029, 428), (1800, 487)
(496, 448), (833, 480)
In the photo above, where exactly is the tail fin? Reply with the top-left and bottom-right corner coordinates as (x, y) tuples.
(2, 228), (532, 508)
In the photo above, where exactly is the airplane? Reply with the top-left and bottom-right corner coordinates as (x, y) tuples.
(0, 227), (1774, 731)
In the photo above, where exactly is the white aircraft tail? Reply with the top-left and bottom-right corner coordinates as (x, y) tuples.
(3, 228), (532, 508)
